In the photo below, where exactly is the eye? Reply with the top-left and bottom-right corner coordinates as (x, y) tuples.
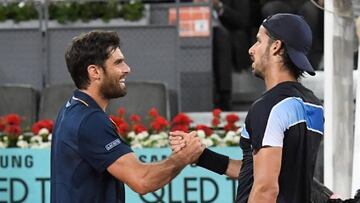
(114, 59), (124, 65)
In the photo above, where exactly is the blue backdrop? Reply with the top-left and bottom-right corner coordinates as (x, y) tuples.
(0, 147), (242, 203)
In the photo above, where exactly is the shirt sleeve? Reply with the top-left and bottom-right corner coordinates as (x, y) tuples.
(251, 97), (305, 151)
(247, 102), (273, 151)
(78, 111), (133, 172)
(261, 106), (286, 148)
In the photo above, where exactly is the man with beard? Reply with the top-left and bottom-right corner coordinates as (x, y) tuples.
(170, 13), (325, 202)
(50, 30), (205, 203)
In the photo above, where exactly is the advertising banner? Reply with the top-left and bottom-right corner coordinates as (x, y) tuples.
(0, 147), (242, 203)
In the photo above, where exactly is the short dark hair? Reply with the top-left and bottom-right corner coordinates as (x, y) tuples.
(65, 30), (120, 89)
(266, 30), (304, 80)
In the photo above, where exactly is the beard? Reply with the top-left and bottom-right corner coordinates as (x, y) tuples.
(253, 68), (264, 80)
(100, 77), (127, 99)
(252, 46), (271, 80)
(252, 60), (265, 80)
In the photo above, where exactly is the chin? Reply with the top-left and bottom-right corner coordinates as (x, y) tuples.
(103, 89), (127, 99)
(118, 91), (127, 97)
(254, 72), (264, 80)
(114, 89), (127, 98)
(252, 68), (262, 79)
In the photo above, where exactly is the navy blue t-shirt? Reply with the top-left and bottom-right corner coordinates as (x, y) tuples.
(51, 90), (133, 203)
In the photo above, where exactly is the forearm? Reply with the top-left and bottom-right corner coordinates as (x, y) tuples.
(225, 159), (242, 179)
(248, 184), (279, 203)
(249, 147), (282, 202)
(138, 154), (187, 193)
(109, 153), (188, 195)
(136, 131), (204, 193)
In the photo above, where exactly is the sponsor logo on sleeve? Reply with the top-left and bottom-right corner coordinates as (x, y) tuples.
(105, 138), (121, 151)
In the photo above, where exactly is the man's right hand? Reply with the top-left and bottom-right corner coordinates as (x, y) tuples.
(169, 131), (187, 153)
(170, 131), (204, 164)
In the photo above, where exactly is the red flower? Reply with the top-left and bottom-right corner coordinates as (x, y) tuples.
(171, 113), (193, 126)
(150, 116), (169, 133)
(32, 120), (54, 134)
(211, 117), (220, 127)
(148, 107), (159, 118)
(130, 114), (141, 123)
(32, 125), (41, 135)
(171, 125), (189, 133)
(44, 120), (54, 131)
(226, 114), (240, 124)
(212, 108), (222, 118)
(0, 117), (6, 131)
(4, 125), (22, 136)
(110, 116), (124, 126)
(171, 113), (192, 133)
(110, 116), (130, 136)
(196, 125), (213, 137)
(117, 107), (126, 118)
(224, 123), (239, 132)
(5, 114), (21, 126)
(118, 122), (130, 136)
(133, 124), (147, 134)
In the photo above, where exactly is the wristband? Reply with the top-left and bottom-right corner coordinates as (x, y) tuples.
(196, 148), (229, 175)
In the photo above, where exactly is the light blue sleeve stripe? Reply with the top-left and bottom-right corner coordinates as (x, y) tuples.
(263, 97), (324, 147)
(241, 124), (250, 139)
(268, 97), (324, 135)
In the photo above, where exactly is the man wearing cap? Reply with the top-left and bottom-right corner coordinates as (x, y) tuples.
(170, 13), (324, 203)
(244, 13), (323, 202)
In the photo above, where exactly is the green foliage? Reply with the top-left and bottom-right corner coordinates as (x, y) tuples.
(0, 1), (145, 25)
(0, 4), (7, 22)
(49, 2), (78, 24)
(120, 1), (145, 21)
(101, 0), (120, 23)
(48, 0), (144, 24)
(0, 2), (38, 23)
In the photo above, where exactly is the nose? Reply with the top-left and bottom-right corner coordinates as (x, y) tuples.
(123, 63), (131, 73)
(248, 44), (254, 56)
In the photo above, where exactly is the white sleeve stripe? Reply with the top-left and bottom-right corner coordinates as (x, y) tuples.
(308, 128), (324, 135)
(303, 101), (323, 109)
(262, 107), (285, 147)
(287, 120), (306, 129)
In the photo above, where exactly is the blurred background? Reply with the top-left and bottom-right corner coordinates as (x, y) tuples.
(0, 0), (359, 201)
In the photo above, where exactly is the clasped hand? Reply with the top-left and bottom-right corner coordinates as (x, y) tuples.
(169, 131), (205, 164)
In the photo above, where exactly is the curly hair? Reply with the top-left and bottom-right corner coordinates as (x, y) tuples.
(65, 30), (120, 89)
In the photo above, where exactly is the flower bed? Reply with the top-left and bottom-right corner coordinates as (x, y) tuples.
(0, 108), (242, 149)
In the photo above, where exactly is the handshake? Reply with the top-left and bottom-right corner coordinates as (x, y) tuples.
(168, 131), (205, 165)
(168, 131), (235, 177)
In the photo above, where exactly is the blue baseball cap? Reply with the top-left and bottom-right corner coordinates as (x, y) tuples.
(262, 13), (315, 76)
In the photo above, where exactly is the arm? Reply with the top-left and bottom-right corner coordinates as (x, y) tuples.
(169, 131), (242, 179)
(248, 147), (282, 203)
(108, 132), (204, 195)
(225, 159), (242, 179)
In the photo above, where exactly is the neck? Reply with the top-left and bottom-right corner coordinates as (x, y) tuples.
(264, 64), (297, 91)
(80, 88), (108, 111)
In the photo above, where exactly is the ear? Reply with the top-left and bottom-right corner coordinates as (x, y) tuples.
(87, 65), (102, 81)
(271, 40), (283, 55)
